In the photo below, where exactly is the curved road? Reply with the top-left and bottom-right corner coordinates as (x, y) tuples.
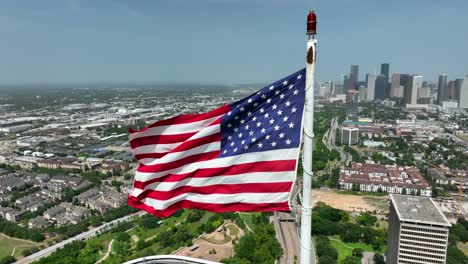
(323, 117), (352, 166)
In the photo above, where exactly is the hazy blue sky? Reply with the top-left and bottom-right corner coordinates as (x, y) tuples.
(0, 0), (467, 84)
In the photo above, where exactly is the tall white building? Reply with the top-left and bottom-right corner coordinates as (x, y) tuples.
(358, 86), (367, 102)
(386, 194), (450, 264)
(341, 127), (359, 146)
(318, 81), (334, 98)
(366, 74), (377, 101)
(460, 75), (468, 108)
(391, 73), (402, 98)
(417, 86), (431, 99)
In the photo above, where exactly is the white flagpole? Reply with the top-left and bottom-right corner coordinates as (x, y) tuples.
(300, 11), (317, 264)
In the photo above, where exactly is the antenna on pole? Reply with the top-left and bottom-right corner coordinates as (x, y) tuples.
(300, 9), (317, 264)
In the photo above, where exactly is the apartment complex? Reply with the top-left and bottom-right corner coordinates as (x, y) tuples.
(387, 194), (451, 264)
(339, 163), (432, 196)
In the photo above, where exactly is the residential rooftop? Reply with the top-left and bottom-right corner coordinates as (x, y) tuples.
(390, 194), (451, 227)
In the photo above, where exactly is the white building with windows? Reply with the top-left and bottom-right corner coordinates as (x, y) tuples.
(341, 127), (359, 146)
(386, 194), (450, 264)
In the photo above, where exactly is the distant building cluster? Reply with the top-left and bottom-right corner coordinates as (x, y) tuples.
(339, 162), (432, 196)
(0, 168), (126, 227)
(25, 185), (126, 229)
(30, 202), (91, 229)
(0, 171), (93, 223)
(74, 187), (126, 213)
(321, 63), (468, 111)
(428, 168), (468, 190)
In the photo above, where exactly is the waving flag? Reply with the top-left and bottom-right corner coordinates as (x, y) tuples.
(128, 69), (306, 217)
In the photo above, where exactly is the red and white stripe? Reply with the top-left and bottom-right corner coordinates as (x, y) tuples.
(128, 105), (298, 217)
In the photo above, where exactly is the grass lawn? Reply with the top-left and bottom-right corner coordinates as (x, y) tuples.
(375, 219), (388, 230)
(239, 212), (260, 232)
(89, 232), (115, 258)
(329, 236), (385, 263)
(329, 239), (354, 263)
(363, 197), (389, 212)
(457, 242), (468, 255)
(0, 233), (40, 259)
(226, 224), (239, 237)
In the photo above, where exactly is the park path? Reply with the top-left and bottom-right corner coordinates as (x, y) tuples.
(0, 233), (42, 245)
(328, 237), (375, 264)
(0, 233), (42, 257)
(95, 239), (114, 264)
(327, 237), (354, 249)
(11, 245), (36, 257)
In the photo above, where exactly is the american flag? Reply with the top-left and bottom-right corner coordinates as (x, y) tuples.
(128, 69), (306, 217)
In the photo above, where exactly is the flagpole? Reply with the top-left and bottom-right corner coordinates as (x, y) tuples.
(300, 10), (317, 264)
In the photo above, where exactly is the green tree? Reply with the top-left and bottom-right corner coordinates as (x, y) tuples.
(316, 236), (338, 260)
(318, 255), (337, 264)
(221, 258), (250, 264)
(0, 256), (16, 264)
(113, 240), (130, 257)
(139, 214), (160, 229)
(373, 253), (385, 264)
(226, 216), (283, 264)
(341, 223), (361, 243)
(342, 255), (361, 264)
(352, 248), (364, 258)
(352, 183), (360, 192)
(446, 245), (468, 264)
(114, 232), (130, 242)
(339, 211), (350, 223)
(356, 212), (377, 226)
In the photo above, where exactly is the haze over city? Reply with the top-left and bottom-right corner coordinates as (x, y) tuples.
(0, 0), (467, 84)
(0, 2), (467, 264)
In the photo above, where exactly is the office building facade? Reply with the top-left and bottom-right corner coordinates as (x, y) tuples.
(459, 75), (468, 108)
(381, 63), (390, 78)
(341, 127), (359, 146)
(404, 75), (422, 105)
(390, 73), (402, 98)
(375, 74), (388, 100)
(350, 64), (359, 88)
(387, 194), (450, 264)
(366, 74), (377, 101)
(358, 86), (367, 102)
(437, 74), (448, 104)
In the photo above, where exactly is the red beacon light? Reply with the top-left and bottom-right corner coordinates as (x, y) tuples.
(307, 10), (317, 36)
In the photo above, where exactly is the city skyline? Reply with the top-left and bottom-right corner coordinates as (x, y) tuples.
(0, 0), (467, 84)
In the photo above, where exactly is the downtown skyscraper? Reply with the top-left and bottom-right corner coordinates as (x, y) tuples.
(375, 74), (388, 100)
(366, 74), (377, 101)
(437, 74), (448, 104)
(344, 65), (360, 92)
(381, 63), (390, 79)
(460, 76), (468, 108)
(404, 75), (422, 105)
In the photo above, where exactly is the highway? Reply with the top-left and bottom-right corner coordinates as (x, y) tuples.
(323, 117), (352, 166)
(273, 183), (317, 264)
(275, 212), (300, 264)
(17, 211), (145, 264)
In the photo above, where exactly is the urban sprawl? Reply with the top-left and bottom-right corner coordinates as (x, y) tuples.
(0, 63), (467, 264)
